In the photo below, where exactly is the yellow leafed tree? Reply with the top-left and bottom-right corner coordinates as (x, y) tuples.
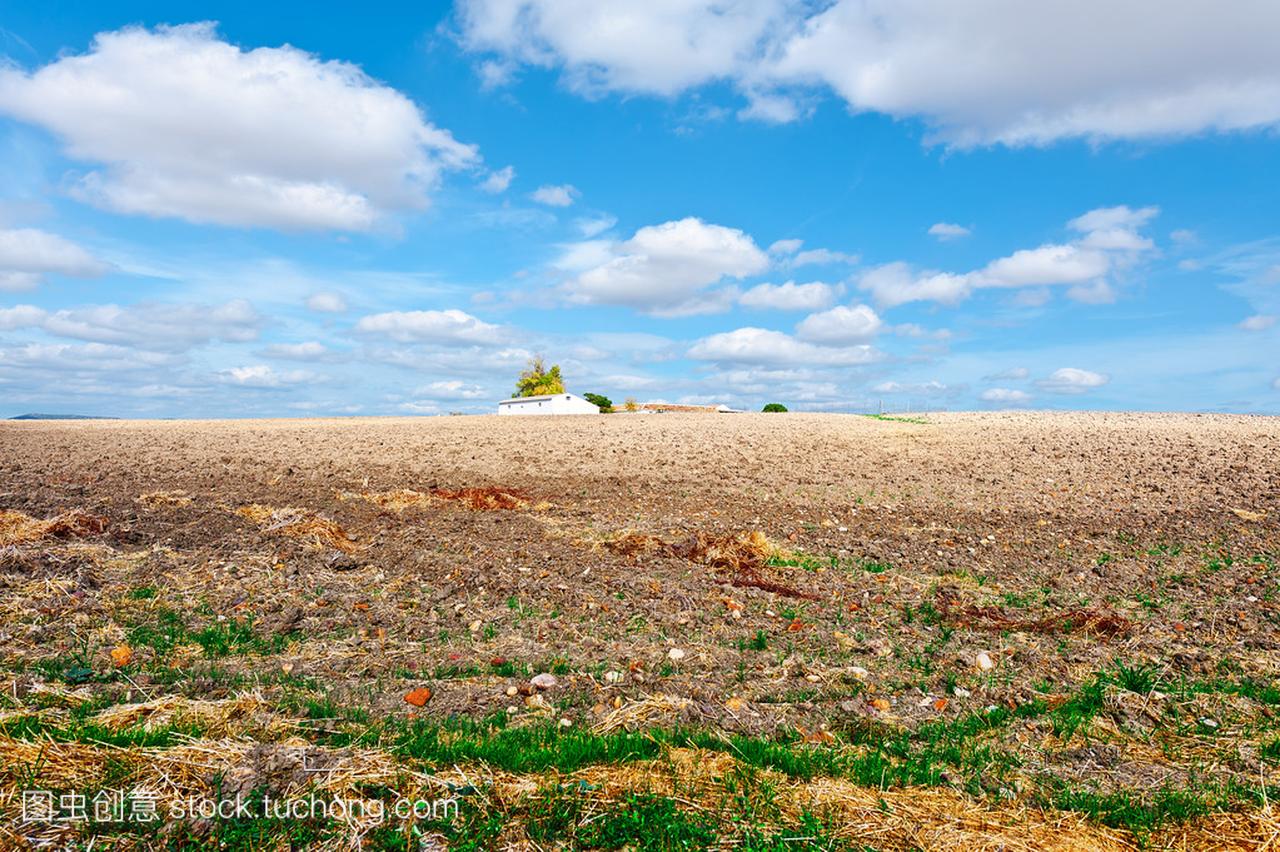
(515, 356), (565, 397)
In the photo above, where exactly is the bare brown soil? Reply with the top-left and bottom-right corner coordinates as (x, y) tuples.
(0, 411), (1278, 846)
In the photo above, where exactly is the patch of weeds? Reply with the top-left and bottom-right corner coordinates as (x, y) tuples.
(1111, 661), (1160, 694)
(1203, 552), (1234, 573)
(127, 608), (288, 659)
(864, 413), (929, 425)
(128, 585), (158, 600)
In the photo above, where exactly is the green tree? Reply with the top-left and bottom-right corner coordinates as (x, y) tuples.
(583, 393), (614, 413)
(762, 403), (788, 413)
(515, 356), (565, 397)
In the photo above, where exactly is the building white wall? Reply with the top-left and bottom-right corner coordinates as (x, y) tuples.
(496, 393), (601, 416)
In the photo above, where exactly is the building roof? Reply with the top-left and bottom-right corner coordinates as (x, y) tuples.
(498, 394), (576, 404)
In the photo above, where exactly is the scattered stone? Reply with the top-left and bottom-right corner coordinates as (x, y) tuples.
(327, 553), (361, 571)
(531, 673), (558, 690)
(976, 651), (996, 671)
(667, 648), (686, 661)
(403, 687), (432, 707)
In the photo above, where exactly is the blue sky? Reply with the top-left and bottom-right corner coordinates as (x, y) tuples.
(1, 1), (1278, 417)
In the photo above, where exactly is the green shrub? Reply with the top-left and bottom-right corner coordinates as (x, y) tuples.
(584, 393), (614, 412)
(762, 403), (788, 413)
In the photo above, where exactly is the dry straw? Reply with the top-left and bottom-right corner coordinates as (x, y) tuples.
(0, 509), (107, 547)
(235, 504), (358, 553)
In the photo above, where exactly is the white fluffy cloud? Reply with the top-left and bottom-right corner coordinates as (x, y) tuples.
(260, 341), (330, 360)
(0, 304), (47, 330)
(459, 1), (1280, 146)
(795, 304), (881, 344)
(928, 222), (971, 241)
(354, 309), (503, 344)
(39, 300), (260, 351)
(530, 184), (578, 206)
(873, 380), (952, 395)
(480, 165), (516, 193)
(1036, 367), (1109, 394)
(0, 228), (107, 291)
(218, 365), (318, 387)
(860, 205), (1156, 307)
(688, 327), (876, 366)
(306, 292), (348, 313)
(0, 23), (477, 231)
(565, 217), (769, 316)
(457, 0), (788, 96)
(980, 387), (1033, 404)
(1239, 314), (1277, 331)
(739, 280), (838, 311)
(414, 380), (489, 400)
(0, 342), (182, 373)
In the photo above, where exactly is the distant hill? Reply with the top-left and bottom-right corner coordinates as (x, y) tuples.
(10, 413), (119, 420)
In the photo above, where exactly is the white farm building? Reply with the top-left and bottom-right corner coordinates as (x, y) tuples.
(497, 393), (601, 416)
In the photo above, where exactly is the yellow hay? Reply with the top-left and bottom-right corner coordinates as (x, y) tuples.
(136, 490), (193, 508)
(0, 509), (107, 546)
(348, 489), (434, 512)
(92, 693), (290, 739)
(235, 504), (358, 553)
(592, 694), (694, 734)
(0, 737), (1272, 851)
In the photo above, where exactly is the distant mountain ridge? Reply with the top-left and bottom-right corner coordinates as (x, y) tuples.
(10, 413), (118, 420)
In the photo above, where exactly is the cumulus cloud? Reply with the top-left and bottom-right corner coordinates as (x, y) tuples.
(575, 215), (616, 238)
(980, 387), (1033, 404)
(218, 365), (318, 387)
(688, 327), (877, 367)
(530, 184), (578, 206)
(790, 247), (859, 267)
(860, 206), (1156, 307)
(0, 23), (477, 231)
(40, 300), (261, 351)
(873, 380), (952, 395)
(413, 379), (489, 400)
(1036, 367), (1109, 394)
(480, 165), (515, 193)
(0, 341), (182, 373)
(564, 217), (769, 316)
(0, 304), (47, 330)
(1240, 314), (1277, 331)
(456, 0), (788, 96)
(928, 222), (971, 241)
(458, 1), (1280, 146)
(354, 309), (503, 344)
(794, 304), (882, 344)
(260, 341), (330, 361)
(739, 280), (838, 311)
(306, 292), (348, 313)
(764, 239), (857, 267)
(0, 228), (107, 291)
